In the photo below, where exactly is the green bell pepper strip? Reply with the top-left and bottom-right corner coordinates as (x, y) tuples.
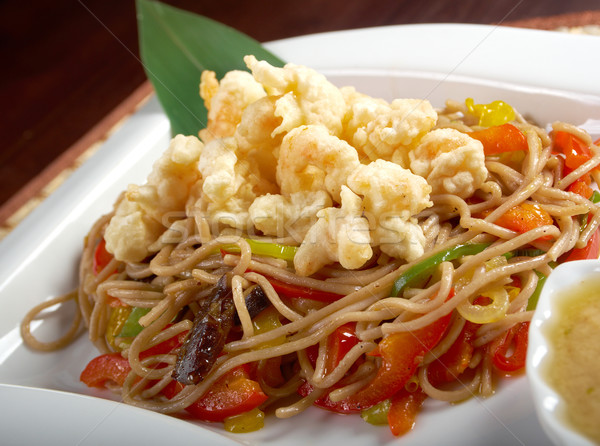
(221, 238), (297, 262)
(361, 399), (391, 425)
(526, 271), (547, 311)
(118, 307), (151, 337)
(578, 190), (600, 227)
(391, 243), (491, 297)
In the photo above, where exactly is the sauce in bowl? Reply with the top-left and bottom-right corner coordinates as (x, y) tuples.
(544, 275), (600, 444)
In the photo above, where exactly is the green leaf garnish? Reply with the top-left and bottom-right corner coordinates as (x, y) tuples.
(136, 0), (285, 136)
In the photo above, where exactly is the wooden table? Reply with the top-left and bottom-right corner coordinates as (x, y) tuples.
(1, 0), (599, 236)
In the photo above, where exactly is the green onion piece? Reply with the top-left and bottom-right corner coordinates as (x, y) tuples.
(580, 191), (600, 228)
(361, 399), (391, 425)
(510, 248), (546, 258)
(526, 271), (547, 311)
(118, 307), (151, 337)
(222, 238), (297, 261)
(502, 251), (515, 260)
(391, 243), (491, 297)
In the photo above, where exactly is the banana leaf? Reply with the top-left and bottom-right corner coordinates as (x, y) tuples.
(136, 0), (285, 136)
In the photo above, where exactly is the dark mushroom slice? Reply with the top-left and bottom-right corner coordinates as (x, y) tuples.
(172, 274), (235, 385)
(233, 284), (271, 325)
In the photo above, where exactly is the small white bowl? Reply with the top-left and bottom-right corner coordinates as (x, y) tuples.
(527, 259), (599, 446)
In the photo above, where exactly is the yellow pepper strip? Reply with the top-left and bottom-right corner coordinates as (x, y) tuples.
(105, 306), (132, 349)
(252, 307), (286, 349)
(465, 97), (516, 127)
(224, 407), (265, 433)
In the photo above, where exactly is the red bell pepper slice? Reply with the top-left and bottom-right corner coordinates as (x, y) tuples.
(80, 329), (188, 388)
(563, 228), (600, 262)
(93, 238), (125, 307)
(427, 320), (479, 385)
(141, 329), (189, 358)
(80, 353), (131, 387)
(552, 131), (596, 172)
(492, 321), (529, 372)
(93, 238), (114, 275)
(567, 173), (594, 199)
(469, 123), (528, 155)
(480, 203), (554, 241)
(297, 381), (362, 414)
(82, 330), (267, 422)
(162, 366), (268, 422)
(345, 312), (452, 410)
(387, 388), (428, 437)
(267, 276), (344, 303)
(323, 322), (359, 374)
(297, 323), (362, 414)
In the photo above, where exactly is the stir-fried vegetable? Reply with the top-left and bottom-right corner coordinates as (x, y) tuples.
(266, 275), (345, 303)
(345, 312), (452, 409)
(252, 307), (285, 348)
(163, 365), (268, 422)
(81, 329), (188, 387)
(561, 191), (600, 262)
(457, 286), (510, 324)
(391, 243), (490, 297)
(82, 325), (267, 423)
(568, 173), (594, 199)
(361, 399), (391, 425)
(552, 131), (597, 172)
(387, 389), (428, 436)
(80, 353), (131, 387)
(523, 271), (547, 312)
(323, 322), (359, 375)
(92, 238), (114, 275)
(469, 123), (528, 155)
(427, 320), (479, 384)
(564, 230), (600, 262)
(234, 285), (270, 325)
(481, 203), (554, 241)
(465, 98), (516, 127)
(106, 306), (131, 348)
(492, 321), (530, 372)
(118, 307), (151, 338)
(222, 238), (298, 261)
(298, 323), (362, 413)
(224, 407), (265, 433)
(172, 274), (235, 385)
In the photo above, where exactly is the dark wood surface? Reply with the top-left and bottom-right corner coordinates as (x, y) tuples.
(1, 0), (599, 219)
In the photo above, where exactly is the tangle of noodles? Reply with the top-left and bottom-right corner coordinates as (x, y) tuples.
(21, 60), (600, 436)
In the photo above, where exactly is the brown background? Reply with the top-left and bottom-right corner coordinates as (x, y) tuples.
(1, 0), (599, 228)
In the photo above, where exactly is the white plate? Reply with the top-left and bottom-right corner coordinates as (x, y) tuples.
(1, 23), (599, 446)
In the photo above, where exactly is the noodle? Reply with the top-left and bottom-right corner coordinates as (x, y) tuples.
(20, 291), (82, 351)
(19, 61), (600, 437)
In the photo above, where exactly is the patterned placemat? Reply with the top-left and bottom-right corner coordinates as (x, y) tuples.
(1, 15), (598, 241)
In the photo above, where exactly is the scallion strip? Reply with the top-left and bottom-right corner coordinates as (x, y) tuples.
(391, 243), (491, 297)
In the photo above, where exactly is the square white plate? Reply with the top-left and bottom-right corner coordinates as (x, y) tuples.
(1, 23), (599, 446)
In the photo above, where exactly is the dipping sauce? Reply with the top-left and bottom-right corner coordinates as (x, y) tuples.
(545, 275), (600, 444)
